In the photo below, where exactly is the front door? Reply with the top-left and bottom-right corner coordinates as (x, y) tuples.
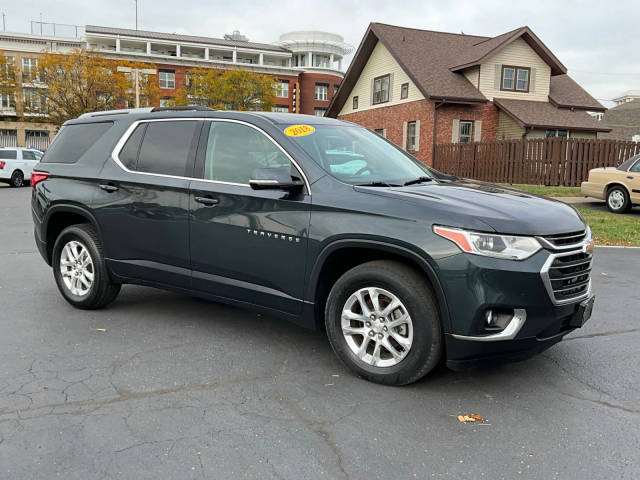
(627, 158), (640, 203)
(93, 119), (202, 288)
(189, 120), (311, 314)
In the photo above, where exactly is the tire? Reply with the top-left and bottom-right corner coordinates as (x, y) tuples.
(10, 170), (24, 187)
(606, 186), (631, 213)
(52, 224), (121, 309)
(325, 260), (442, 386)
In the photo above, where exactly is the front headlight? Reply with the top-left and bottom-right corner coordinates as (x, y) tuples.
(433, 226), (542, 260)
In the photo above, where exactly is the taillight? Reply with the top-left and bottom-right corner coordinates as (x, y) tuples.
(31, 171), (50, 189)
(585, 171), (589, 181)
(0, 161), (5, 169)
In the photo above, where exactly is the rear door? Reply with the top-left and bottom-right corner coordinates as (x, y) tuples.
(189, 120), (311, 314)
(93, 119), (202, 288)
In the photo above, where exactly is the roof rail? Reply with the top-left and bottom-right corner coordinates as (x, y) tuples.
(78, 107), (154, 119)
(151, 105), (215, 112)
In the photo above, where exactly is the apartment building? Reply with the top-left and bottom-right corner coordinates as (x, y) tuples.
(0, 25), (353, 148)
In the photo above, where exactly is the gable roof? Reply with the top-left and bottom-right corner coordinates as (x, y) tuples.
(449, 26), (566, 75)
(549, 75), (606, 111)
(494, 98), (611, 132)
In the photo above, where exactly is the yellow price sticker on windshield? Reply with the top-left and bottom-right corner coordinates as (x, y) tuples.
(284, 124), (315, 137)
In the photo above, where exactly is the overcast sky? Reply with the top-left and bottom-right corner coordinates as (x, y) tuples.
(6, 0), (639, 106)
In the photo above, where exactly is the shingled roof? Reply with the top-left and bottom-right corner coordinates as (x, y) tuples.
(327, 23), (603, 118)
(493, 98), (610, 132)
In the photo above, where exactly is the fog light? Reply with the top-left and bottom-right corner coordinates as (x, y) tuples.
(484, 309), (514, 332)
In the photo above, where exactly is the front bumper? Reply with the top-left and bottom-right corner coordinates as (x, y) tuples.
(435, 242), (594, 369)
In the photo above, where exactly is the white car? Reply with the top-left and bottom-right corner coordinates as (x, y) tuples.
(0, 147), (44, 187)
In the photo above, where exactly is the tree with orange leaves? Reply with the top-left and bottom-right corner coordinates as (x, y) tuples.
(35, 49), (159, 125)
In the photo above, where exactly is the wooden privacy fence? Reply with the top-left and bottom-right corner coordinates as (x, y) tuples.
(433, 138), (640, 187)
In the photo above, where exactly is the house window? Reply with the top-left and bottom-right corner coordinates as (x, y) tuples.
(2, 56), (14, 77)
(407, 121), (417, 151)
(501, 66), (530, 92)
(373, 74), (390, 104)
(314, 108), (327, 117)
(401, 83), (409, 99)
(352, 96), (358, 110)
(159, 70), (175, 89)
(275, 80), (289, 98)
(545, 129), (569, 138)
(315, 83), (328, 101)
(374, 129), (386, 138)
(159, 98), (171, 107)
(334, 84), (340, 95)
(459, 121), (473, 143)
(271, 105), (289, 113)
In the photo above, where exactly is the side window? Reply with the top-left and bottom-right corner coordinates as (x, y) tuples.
(0, 150), (17, 159)
(42, 122), (112, 164)
(118, 124), (147, 170)
(631, 160), (640, 173)
(203, 122), (292, 184)
(23, 150), (37, 160)
(137, 121), (200, 177)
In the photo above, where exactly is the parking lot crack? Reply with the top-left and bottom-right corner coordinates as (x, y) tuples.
(565, 328), (640, 341)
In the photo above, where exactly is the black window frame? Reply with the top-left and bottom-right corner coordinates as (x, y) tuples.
(373, 74), (390, 105)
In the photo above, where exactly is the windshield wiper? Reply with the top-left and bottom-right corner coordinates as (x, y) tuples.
(403, 176), (434, 186)
(355, 181), (401, 187)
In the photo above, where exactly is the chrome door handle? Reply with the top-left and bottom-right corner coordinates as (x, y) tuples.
(194, 196), (219, 206)
(99, 184), (119, 192)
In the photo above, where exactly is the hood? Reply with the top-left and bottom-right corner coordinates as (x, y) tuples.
(355, 179), (586, 236)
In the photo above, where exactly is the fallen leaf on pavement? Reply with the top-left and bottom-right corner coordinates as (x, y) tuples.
(457, 413), (487, 423)
(95, 328), (107, 332)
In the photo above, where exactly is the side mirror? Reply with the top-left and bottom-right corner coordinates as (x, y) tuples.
(249, 167), (304, 192)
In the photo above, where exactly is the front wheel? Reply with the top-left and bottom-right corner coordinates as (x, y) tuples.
(52, 224), (121, 309)
(606, 186), (631, 213)
(325, 260), (442, 385)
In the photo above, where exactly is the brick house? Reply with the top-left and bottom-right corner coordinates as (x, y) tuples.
(327, 23), (611, 165)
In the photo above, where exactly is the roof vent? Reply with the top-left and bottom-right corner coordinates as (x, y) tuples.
(224, 30), (249, 42)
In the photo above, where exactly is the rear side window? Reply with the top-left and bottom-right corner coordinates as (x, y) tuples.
(23, 151), (37, 160)
(0, 150), (17, 159)
(136, 121), (200, 177)
(42, 122), (112, 164)
(118, 124), (146, 170)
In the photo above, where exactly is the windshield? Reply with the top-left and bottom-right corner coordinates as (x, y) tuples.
(288, 125), (435, 185)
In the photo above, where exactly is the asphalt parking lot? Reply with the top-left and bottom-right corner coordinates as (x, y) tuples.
(1, 185), (638, 479)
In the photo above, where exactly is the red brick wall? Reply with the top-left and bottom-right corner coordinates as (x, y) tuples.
(299, 72), (343, 116)
(338, 100), (500, 165)
(435, 102), (499, 144)
(338, 99), (435, 165)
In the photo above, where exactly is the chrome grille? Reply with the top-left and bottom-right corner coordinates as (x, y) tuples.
(542, 230), (587, 248)
(546, 251), (592, 303)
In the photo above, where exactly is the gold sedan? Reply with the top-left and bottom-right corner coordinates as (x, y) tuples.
(581, 154), (640, 213)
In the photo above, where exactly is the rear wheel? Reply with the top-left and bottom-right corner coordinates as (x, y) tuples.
(10, 170), (24, 187)
(52, 224), (121, 309)
(325, 260), (442, 385)
(606, 186), (631, 213)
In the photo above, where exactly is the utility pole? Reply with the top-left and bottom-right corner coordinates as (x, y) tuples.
(135, 0), (138, 30)
(116, 66), (156, 108)
(2, 13), (5, 32)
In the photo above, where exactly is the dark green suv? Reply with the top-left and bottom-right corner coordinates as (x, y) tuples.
(31, 107), (595, 385)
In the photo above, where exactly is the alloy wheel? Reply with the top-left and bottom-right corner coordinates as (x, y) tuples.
(341, 287), (414, 367)
(59, 240), (94, 296)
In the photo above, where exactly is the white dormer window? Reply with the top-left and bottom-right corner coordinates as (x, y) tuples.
(501, 66), (530, 92)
